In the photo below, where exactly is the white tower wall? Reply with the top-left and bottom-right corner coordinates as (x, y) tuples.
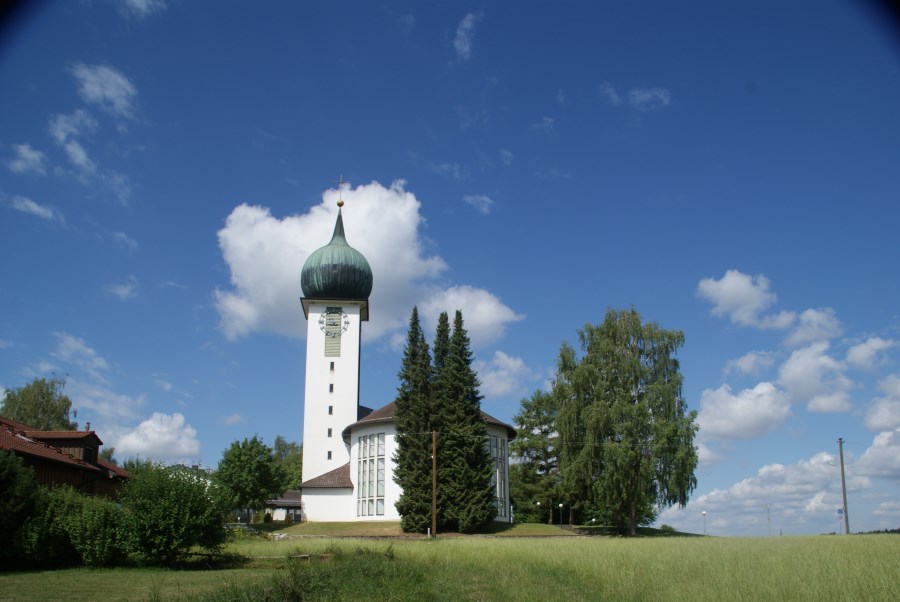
(301, 301), (365, 482)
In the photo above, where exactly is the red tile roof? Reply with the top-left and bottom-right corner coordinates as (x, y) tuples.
(0, 424), (102, 473)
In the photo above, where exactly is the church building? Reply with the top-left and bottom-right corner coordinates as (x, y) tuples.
(298, 199), (515, 523)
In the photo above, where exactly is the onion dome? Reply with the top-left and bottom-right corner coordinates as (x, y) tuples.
(301, 209), (373, 300)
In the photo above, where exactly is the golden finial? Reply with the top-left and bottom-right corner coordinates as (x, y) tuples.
(334, 174), (348, 208)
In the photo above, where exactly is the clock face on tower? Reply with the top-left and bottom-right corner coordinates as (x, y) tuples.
(319, 308), (350, 337)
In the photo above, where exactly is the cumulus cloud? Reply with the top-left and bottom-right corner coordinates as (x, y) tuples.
(629, 87), (671, 111)
(847, 337), (895, 371)
(724, 350), (775, 377)
(215, 180), (524, 346)
(115, 412), (200, 462)
(66, 377), (143, 421)
(856, 428), (900, 480)
(697, 270), (795, 329)
(106, 275), (139, 300)
(784, 308), (842, 347)
(419, 285), (524, 348)
(474, 351), (538, 398)
(658, 450), (870, 536)
(453, 12), (483, 61)
(873, 500), (900, 517)
(71, 63), (137, 120)
(52, 332), (110, 384)
(865, 375), (900, 431)
(463, 194), (494, 214)
(778, 342), (853, 412)
(9, 196), (63, 222)
(697, 382), (790, 440)
(7, 143), (46, 174)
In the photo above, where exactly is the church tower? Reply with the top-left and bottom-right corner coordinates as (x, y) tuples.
(299, 198), (372, 483)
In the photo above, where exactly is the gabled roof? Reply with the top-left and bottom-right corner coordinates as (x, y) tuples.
(341, 401), (517, 442)
(0, 424), (102, 473)
(300, 462), (353, 489)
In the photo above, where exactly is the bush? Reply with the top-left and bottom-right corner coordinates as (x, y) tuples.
(119, 462), (229, 565)
(65, 494), (123, 566)
(0, 451), (38, 568)
(19, 486), (83, 568)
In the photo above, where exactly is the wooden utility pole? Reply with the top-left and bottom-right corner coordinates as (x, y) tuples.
(432, 430), (438, 538)
(838, 437), (850, 535)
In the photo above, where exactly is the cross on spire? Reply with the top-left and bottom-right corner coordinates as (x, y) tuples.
(334, 175), (349, 208)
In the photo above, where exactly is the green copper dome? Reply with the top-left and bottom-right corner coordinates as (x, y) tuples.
(301, 209), (373, 300)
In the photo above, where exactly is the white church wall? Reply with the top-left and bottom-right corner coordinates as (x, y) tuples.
(349, 422), (400, 521)
(302, 488), (355, 522)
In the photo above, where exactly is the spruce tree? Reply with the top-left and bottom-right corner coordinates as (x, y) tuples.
(392, 307), (434, 532)
(435, 310), (495, 533)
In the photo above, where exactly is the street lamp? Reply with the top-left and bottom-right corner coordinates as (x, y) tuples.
(702, 511), (707, 536)
(559, 503), (564, 527)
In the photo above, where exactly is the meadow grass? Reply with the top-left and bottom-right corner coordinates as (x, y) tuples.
(1, 534), (897, 601)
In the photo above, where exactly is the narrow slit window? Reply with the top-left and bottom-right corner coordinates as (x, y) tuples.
(327, 428), (332, 438)
(328, 405), (333, 415)
(327, 451), (332, 460)
(329, 383), (334, 393)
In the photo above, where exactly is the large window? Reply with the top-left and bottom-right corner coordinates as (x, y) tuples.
(357, 433), (385, 516)
(488, 435), (508, 517)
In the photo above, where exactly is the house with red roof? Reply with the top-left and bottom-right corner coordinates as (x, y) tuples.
(0, 416), (129, 499)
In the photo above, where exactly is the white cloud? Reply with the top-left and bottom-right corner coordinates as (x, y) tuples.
(454, 105), (488, 130)
(865, 375), (900, 431)
(856, 428), (900, 480)
(658, 450), (870, 536)
(697, 382), (790, 440)
(7, 143), (46, 174)
(52, 332), (110, 383)
(10, 196), (62, 222)
(71, 63), (137, 120)
(216, 180), (471, 343)
(556, 89), (566, 105)
(530, 116), (555, 133)
(474, 351), (538, 398)
(463, 194), (494, 215)
(66, 377), (143, 421)
(154, 377), (173, 392)
(428, 161), (465, 179)
(48, 110), (98, 175)
(784, 308), (842, 347)
(453, 12), (483, 61)
(419, 285), (524, 348)
(724, 350), (775, 376)
(778, 342), (853, 412)
(697, 270), (795, 329)
(0, 339), (11, 349)
(499, 148), (515, 166)
(873, 500), (900, 517)
(629, 87), (671, 111)
(115, 412), (200, 462)
(847, 337), (895, 370)
(599, 82), (622, 106)
(118, 0), (167, 19)
(223, 413), (246, 426)
(106, 275), (139, 300)
(696, 441), (723, 466)
(112, 231), (138, 252)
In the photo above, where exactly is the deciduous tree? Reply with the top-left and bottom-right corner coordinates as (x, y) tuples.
(215, 435), (287, 520)
(555, 308), (698, 535)
(1, 376), (77, 431)
(273, 436), (302, 489)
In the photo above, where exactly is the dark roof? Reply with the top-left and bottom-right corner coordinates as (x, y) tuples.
(341, 401), (517, 442)
(300, 463), (353, 489)
(267, 490), (304, 507)
(0, 424), (102, 473)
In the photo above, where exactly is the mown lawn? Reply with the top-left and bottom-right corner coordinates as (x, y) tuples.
(2, 531), (898, 601)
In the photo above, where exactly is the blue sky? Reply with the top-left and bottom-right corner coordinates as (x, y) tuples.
(2, 1), (899, 536)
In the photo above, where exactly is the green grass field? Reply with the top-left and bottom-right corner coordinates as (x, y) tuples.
(1, 526), (897, 601)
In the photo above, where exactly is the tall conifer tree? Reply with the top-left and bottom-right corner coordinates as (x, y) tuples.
(392, 307), (434, 532)
(435, 310), (495, 533)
